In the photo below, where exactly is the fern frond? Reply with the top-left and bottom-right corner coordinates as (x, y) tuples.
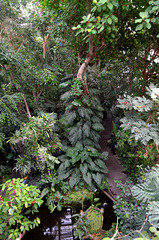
(148, 201), (159, 228)
(132, 165), (159, 202)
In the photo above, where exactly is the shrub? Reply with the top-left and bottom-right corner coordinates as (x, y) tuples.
(115, 129), (157, 182)
(9, 113), (61, 176)
(0, 178), (43, 240)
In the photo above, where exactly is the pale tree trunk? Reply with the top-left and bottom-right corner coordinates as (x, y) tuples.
(77, 0), (94, 94)
(24, 97), (31, 118)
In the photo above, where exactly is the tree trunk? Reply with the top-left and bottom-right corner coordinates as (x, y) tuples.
(77, 0), (94, 94)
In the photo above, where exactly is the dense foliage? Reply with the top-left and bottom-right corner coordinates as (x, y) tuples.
(0, 0), (159, 238)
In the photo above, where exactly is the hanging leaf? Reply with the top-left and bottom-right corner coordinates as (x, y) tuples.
(80, 151), (89, 162)
(96, 111), (103, 118)
(92, 115), (101, 123)
(98, 25), (105, 33)
(82, 95), (90, 106)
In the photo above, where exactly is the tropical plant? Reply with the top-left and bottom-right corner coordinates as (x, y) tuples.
(60, 79), (105, 149)
(114, 129), (157, 182)
(0, 178), (43, 240)
(57, 142), (108, 190)
(113, 180), (148, 238)
(135, 0), (159, 38)
(117, 83), (159, 148)
(37, 174), (70, 212)
(0, 93), (24, 150)
(73, 206), (103, 240)
(132, 165), (159, 229)
(9, 113), (61, 176)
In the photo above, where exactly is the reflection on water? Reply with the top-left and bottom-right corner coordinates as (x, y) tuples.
(23, 193), (116, 240)
(23, 206), (76, 240)
(43, 207), (74, 240)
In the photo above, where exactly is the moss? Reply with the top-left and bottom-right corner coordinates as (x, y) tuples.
(86, 207), (103, 233)
(63, 188), (93, 205)
(75, 206), (104, 239)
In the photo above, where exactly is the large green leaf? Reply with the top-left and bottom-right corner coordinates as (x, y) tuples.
(96, 111), (103, 118)
(80, 163), (88, 177)
(80, 151), (89, 162)
(92, 115), (101, 123)
(58, 170), (72, 180)
(92, 123), (104, 131)
(92, 172), (103, 185)
(41, 188), (49, 198)
(83, 172), (92, 187)
(60, 91), (72, 100)
(82, 95), (91, 106)
(72, 99), (82, 107)
(83, 139), (95, 147)
(58, 155), (68, 162)
(135, 23), (143, 31)
(90, 130), (101, 143)
(75, 142), (83, 151)
(72, 154), (81, 164)
(69, 172), (80, 188)
(83, 122), (91, 137)
(107, 2), (113, 10)
(96, 159), (108, 173)
(139, 11), (149, 18)
(65, 111), (77, 125)
(58, 81), (71, 88)
(78, 107), (91, 121)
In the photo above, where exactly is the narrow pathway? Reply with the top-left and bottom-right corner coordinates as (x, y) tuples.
(99, 117), (129, 197)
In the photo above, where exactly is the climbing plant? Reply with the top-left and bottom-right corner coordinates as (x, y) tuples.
(60, 78), (105, 145)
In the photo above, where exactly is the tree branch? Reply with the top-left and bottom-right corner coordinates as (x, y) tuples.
(76, 0), (93, 93)
(24, 97), (31, 118)
(43, 33), (49, 59)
